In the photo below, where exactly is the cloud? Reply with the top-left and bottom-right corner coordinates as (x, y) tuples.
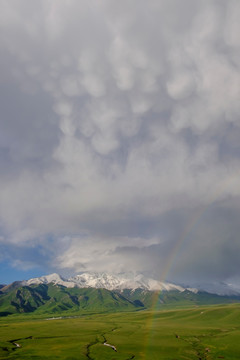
(0, 0), (240, 286)
(55, 234), (161, 274)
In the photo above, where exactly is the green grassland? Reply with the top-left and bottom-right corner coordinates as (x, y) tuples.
(0, 303), (240, 359)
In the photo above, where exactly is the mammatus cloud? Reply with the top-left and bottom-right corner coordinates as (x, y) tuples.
(0, 0), (240, 285)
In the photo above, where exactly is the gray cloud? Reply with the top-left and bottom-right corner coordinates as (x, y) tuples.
(0, 0), (240, 286)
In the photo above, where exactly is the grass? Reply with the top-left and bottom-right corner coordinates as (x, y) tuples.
(0, 303), (240, 359)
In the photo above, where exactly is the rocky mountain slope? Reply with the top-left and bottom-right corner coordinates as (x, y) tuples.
(0, 284), (139, 317)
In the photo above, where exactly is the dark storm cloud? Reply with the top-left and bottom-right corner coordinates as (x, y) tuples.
(0, 0), (240, 286)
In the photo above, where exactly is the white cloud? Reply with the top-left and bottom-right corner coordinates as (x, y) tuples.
(224, 0), (240, 48)
(60, 75), (80, 97)
(59, 117), (76, 136)
(166, 71), (196, 100)
(55, 235), (160, 273)
(53, 101), (73, 117)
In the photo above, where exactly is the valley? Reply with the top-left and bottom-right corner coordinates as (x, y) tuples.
(0, 304), (240, 359)
(1, 273), (240, 359)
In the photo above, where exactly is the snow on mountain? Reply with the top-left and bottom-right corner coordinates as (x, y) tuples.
(24, 273), (76, 288)
(24, 272), (198, 293)
(186, 287), (198, 294)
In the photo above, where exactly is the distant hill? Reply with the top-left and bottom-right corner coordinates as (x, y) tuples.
(120, 288), (240, 308)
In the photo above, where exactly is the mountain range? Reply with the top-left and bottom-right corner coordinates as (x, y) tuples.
(1, 272), (240, 317)
(22, 272), (197, 292)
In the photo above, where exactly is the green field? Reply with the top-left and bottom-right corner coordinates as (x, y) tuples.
(0, 304), (240, 359)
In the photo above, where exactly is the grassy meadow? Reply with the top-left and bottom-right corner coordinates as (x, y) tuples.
(0, 304), (240, 359)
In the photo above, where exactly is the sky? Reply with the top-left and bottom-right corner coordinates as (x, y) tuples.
(0, 0), (240, 287)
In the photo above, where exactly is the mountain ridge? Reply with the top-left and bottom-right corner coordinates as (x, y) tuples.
(1, 273), (240, 317)
(0, 283), (139, 317)
(21, 272), (198, 293)
(19, 272), (240, 296)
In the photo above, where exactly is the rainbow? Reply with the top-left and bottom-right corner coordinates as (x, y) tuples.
(143, 170), (240, 356)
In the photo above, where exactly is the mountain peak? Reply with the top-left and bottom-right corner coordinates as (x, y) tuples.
(24, 273), (77, 288)
(24, 271), (197, 293)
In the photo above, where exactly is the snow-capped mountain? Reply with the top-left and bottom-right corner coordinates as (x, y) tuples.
(22, 273), (76, 288)
(23, 272), (198, 293)
(69, 272), (187, 292)
(2, 273), (240, 318)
